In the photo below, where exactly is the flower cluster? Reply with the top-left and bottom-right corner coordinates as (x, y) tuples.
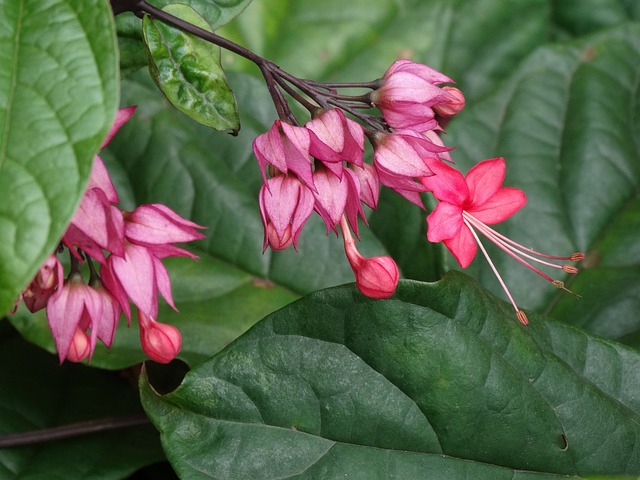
(253, 59), (583, 320)
(17, 108), (205, 363)
(254, 60), (464, 298)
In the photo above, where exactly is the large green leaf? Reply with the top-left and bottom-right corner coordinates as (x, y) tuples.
(0, 322), (164, 478)
(0, 0), (118, 316)
(442, 24), (640, 343)
(141, 272), (640, 478)
(142, 4), (240, 133)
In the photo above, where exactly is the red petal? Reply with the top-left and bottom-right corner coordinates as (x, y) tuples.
(466, 158), (505, 207)
(426, 202), (464, 242)
(444, 226), (477, 268)
(420, 161), (468, 205)
(468, 187), (527, 224)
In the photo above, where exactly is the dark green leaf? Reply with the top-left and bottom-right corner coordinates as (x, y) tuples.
(0, 0), (118, 316)
(143, 4), (240, 133)
(0, 322), (164, 478)
(142, 272), (640, 478)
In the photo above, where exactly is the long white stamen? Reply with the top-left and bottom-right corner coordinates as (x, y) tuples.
(463, 217), (521, 315)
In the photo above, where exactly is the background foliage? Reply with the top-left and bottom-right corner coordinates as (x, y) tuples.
(1, 0), (640, 478)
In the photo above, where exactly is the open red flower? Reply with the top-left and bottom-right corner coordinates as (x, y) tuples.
(422, 157), (526, 268)
(423, 157), (583, 325)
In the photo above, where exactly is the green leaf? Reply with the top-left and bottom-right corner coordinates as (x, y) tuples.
(143, 4), (240, 133)
(0, 0), (118, 316)
(141, 272), (640, 478)
(551, 0), (634, 37)
(0, 322), (164, 478)
(115, 0), (254, 78)
(443, 24), (640, 342)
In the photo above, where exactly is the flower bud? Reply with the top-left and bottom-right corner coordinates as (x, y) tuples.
(139, 312), (182, 364)
(354, 255), (399, 299)
(66, 328), (90, 363)
(433, 86), (465, 117)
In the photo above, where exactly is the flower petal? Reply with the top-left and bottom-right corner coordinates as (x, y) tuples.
(466, 158), (506, 207)
(426, 202), (464, 243)
(444, 226), (477, 268)
(420, 160), (468, 205)
(468, 187), (527, 224)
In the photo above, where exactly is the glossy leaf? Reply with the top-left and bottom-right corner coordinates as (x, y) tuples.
(116, 0), (254, 77)
(443, 24), (640, 344)
(141, 272), (640, 478)
(143, 4), (240, 133)
(0, 322), (164, 478)
(0, 0), (118, 316)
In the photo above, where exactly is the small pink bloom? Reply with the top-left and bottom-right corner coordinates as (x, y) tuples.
(371, 60), (457, 131)
(63, 188), (125, 259)
(253, 120), (315, 190)
(306, 109), (364, 176)
(259, 175), (314, 251)
(138, 311), (181, 364)
(46, 272), (104, 363)
(350, 163), (380, 210)
(340, 216), (399, 299)
(22, 255), (63, 313)
(423, 157), (583, 323)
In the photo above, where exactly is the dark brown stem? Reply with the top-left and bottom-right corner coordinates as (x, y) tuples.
(0, 414), (150, 448)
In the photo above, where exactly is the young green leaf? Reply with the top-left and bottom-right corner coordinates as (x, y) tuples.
(142, 4), (240, 134)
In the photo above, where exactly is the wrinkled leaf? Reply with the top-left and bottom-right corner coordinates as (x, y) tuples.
(142, 272), (640, 478)
(0, 322), (164, 478)
(0, 0), (118, 316)
(143, 4), (240, 133)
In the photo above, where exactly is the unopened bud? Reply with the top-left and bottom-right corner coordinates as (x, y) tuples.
(562, 265), (578, 274)
(354, 255), (399, 299)
(66, 328), (90, 363)
(433, 86), (465, 117)
(140, 316), (182, 364)
(266, 223), (293, 251)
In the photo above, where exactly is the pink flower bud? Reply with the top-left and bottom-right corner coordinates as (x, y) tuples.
(340, 216), (399, 299)
(353, 255), (399, 299)
(66, 328), (90, 363)
(138, 311), (181, 364)
(433, 86), (465, 117)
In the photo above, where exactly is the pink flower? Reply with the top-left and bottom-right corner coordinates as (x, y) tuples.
(340, 216), (399, 299)
(259, 175), (315, 251)
(66, 328), (91, 363)
(312, 166), (348, 233)
(371, 129), (450, 207)
(423, 158), (583, 324)
(370, 60), (458, 131)
(306, 109), (365, 177)
(253, 120), (315, 189)
(46, 271), (104, 363)
(138, 311), (181, 364)
(22, 255), (63, 313)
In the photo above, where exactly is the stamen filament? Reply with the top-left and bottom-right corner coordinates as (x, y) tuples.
(463, 217), (526, 324)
